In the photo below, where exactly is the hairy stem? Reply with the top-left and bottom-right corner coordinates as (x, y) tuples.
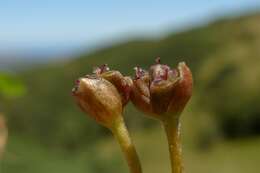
(111, 117), (142, 173)
(163, 117), (184, 173)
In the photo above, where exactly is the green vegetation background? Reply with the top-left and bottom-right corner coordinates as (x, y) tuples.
(1, 13), (260, 173)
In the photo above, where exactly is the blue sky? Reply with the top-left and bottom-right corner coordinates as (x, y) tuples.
(0, 0), (260, 50)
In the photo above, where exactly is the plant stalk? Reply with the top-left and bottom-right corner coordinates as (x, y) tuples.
(111, 116), (142, 173)
(163, 117), (184, 173)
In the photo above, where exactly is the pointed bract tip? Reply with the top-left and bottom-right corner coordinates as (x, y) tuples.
(93, 64), (110, 75)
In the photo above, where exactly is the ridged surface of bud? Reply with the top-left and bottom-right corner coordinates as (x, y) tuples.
(131, 58), (193, 120)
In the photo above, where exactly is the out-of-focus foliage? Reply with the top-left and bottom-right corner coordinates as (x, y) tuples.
(4, 13), (260, 152)
(0, 73), (24, 167)
(2, 12), (260, 173)
(0, 14), (260, 173)
(0, 73), (26, 100)
(0, 113), (7, 159)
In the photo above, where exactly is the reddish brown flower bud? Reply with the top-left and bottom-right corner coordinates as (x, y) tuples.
(72, 66), (142, 173)
(72, 76), (122, 127)
(72, 64), (133, 127)
(131, 58), (193, 173)
(131, 58), (193, 120)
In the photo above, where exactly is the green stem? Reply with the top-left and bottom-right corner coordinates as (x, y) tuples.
(163, 117), (184, 173)
(111, 117), (142, 173)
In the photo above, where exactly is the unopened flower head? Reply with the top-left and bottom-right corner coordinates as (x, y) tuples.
(131, 57), (193, 120)
(72, 64), (132, 127)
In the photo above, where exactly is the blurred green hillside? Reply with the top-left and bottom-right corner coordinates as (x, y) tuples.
(2, 13), (260, 173)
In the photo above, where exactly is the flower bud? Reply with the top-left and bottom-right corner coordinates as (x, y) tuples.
(131, 58), (193, 120)
(72, 64), (132, 127)
(72, 66), (143, 173)
(72, 76), (122, 127)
